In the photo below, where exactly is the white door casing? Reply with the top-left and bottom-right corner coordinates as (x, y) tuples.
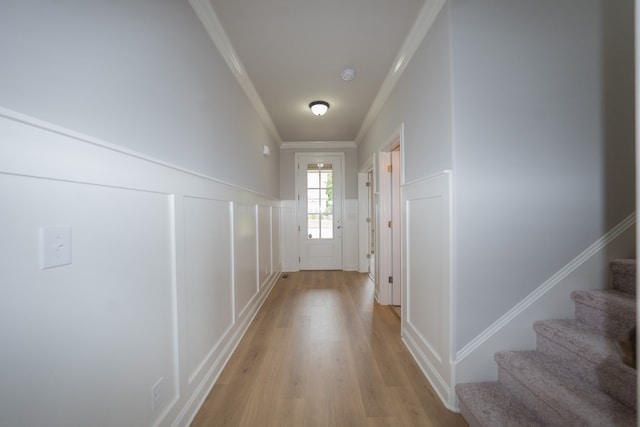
(296, 153), (344, 270)
(391, 148), (402, 306)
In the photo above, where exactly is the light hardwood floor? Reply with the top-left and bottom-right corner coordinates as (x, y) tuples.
(191, 271), (467, 427)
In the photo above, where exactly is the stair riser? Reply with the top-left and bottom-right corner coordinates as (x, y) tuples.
(613, 273), (636, 295)
(458, 399), (482, 427)
(497, 367), (569, 427)
(574, 303), (635, 338)
(610, 260), (637, 277)
(536, 334), (637, 409)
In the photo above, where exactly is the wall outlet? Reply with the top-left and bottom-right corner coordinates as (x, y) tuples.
(151, 377), (164, 412)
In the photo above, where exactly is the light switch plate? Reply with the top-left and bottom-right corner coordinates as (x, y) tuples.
(41, 226), (72, 269)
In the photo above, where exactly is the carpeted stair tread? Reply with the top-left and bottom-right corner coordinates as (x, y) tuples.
(534, 319), (624, 364)
(495, 350), (636, 426)
(534, 319), (637, 408)
(571, 289), (636, 337)
(456, 382), (544, 427)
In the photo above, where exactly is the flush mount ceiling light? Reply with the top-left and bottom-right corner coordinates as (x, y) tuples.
(309, 100), (330, 116)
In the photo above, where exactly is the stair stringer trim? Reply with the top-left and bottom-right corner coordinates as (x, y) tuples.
(452, 212), (636, 409)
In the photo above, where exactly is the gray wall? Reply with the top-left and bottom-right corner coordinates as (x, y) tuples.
(358, 4), (453, 181)
(0, 0), (280, 198)
(450, 0), (635, 349)
(357, 0), (635, 353)
(280, 146), (359, 199)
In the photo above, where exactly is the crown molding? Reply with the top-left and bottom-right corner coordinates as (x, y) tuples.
(189, 0), (446, 148)
(188, 0), (283, 145)
(354, 0), (447, 145)
(280, 141), (357, 150)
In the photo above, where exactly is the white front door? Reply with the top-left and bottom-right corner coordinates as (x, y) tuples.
(297, 153), (343, 270)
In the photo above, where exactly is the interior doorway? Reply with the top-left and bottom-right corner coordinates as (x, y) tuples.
(390, 146), (401, 307)
(376, 125), (403, 309)
(367, 169), (376, 283)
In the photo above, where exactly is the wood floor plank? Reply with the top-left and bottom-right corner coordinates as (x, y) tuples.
(191, 271), (467, 426)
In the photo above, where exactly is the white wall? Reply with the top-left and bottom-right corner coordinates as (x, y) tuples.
(0, 112), (281, 427)
(357, 1), (457, 408)
(358, 3), (453, 181)
(0, 0), (279, 198)
(356, 0), (635, 409)
(450, 0), (636, 350)
(0, 1), (283, 425)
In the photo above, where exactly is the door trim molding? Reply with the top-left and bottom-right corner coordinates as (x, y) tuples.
(294, 152), (346, 270)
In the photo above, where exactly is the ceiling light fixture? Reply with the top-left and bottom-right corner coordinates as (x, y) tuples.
(309, 101), (330, 116)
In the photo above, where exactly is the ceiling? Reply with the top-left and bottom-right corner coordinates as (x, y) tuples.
(194, 0), (426, 144)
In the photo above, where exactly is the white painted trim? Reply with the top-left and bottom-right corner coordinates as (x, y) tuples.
(294, 152), (347, 270)
(355, 0), (447, 145)
(403, 333), (452, 409)
(177, 272), (280, 427)
(280, 141), (356, 150)
(377, 150), (392, 305)
(0, 107), (279, 201)
(454, 211), (637, 363)
(376, 125), (405, 305)
(279, 200), (300, 272)
(189, 0), (448, 149)
(0, 109), (283, 427)
(357, 173), (370, 273)
(188, 0), (282, 145)
(402, 170), (455, 409)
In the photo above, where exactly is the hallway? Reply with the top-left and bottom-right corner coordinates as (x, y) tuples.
(191, 271), (467, 426)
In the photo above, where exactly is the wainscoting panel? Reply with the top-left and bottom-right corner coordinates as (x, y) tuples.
(233, 203), (259, 319)
(258, 205), (273, 288)
(280, 200), (299, 272)
(342, 199), (359, 271)
(0, 174), (177, 427)
(271, 206), (282, 274)
(402, 171), (454, 409)
(183, 196), (234, 385)
(0, 110), (281, 427)
(406, 196), (444, 360)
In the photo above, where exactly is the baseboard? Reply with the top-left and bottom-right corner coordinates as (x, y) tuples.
(176, 270), (280, 427)
(403, 331), (456, 411)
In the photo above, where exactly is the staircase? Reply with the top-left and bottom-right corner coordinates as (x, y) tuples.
(456, 259), (637, 426)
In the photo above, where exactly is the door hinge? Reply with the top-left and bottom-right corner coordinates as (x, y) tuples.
(366, 217), (371, 223)
(388, 276), (393, 284)
(366, 181), (371, 187)
(387, 165), (392, 173)
(299, 257), (301, 263)
(298, 225), (300, 232)
(388, 220), (392, 228)
(366, 253), (371, 259)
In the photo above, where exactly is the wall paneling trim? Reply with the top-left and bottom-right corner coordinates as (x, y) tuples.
(401, 171), (455, 409)
(0, 109), (281, 427)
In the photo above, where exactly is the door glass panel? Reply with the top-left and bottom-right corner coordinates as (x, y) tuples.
(307, 163), (333, 239)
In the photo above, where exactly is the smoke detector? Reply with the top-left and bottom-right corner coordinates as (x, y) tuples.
(341, 68), (355, 81)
